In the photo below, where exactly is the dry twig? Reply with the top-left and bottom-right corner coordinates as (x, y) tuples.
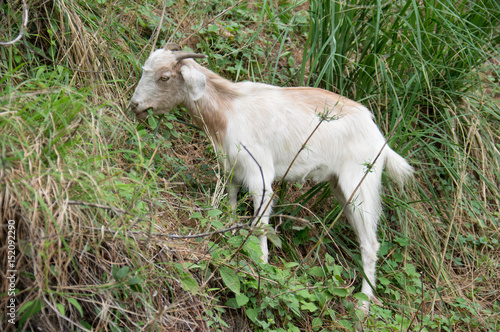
(0, 0), (28, 46)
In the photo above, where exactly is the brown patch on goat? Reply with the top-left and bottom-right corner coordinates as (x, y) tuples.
(283, 87), (365, 116)
(185, 67), (239, 145)
(159, 65), (179, 76)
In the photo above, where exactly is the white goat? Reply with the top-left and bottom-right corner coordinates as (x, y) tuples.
(130, 44), (413, 311)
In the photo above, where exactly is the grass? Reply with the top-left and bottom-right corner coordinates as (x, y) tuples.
(1, 0), (499, 331)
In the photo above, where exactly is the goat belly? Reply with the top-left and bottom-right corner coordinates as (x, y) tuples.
(275, 162), (331, 183)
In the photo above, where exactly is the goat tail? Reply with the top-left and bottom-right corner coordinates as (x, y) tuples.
(384, 147), (413, 187)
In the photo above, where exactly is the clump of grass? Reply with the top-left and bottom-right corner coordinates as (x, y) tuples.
(0, 74), (213, 330)
(0, 2), (217, 330)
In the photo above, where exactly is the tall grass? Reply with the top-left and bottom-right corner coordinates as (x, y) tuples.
(1, 0), (499, 330)
(290, 0), (500, 328)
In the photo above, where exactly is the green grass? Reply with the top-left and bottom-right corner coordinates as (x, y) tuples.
(1, 0), (499, 331)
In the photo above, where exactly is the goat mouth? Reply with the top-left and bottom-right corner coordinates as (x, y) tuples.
(135, 108), (152, 119)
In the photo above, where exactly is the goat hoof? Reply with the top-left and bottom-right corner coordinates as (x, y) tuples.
(372, 296), (382, 306)
(356, 296), (382, 315)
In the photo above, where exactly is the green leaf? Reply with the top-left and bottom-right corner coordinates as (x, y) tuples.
(220, 266), (240, 294)
(287, 296), (301, 315)
(18, 298), (43, 325)
(300, 301), (318, 312)
(127, 276), (142, 285)
(127, 276), (142, 286)
(208, 209), (222, 217)
(190, 212), (203, 219)
(225, 298), (238, 308)
(181, 276), (199, 294)
(211, 220), (224, 229)
(332, 265), (343, 276)
(227, 236), (243, 247)
(379, 277), (390, 286)
(339, 319), (353, 330)
(80, 321), (92, 330)
(284, 262), (299, 269)
(307, 266), (325, 277)
(311, 317), (322, 328)
(266, 230), (282, 248)
(286, 323), (301, 332)
(68, 298), (83, 317)
(246, 307), (260, 323)
(56, 303), (66, 316)
(330, 288), (349, 297)
(235, 293), (249, 307)
(245, 237), (263, 261)
(353, 292), (370, 302)
(296, 289), (314, 300)
(207, 24), (219, 33)
(147, 112), (157, 128)
(395, 236), (411, 247)
(113, 266), (130, 280)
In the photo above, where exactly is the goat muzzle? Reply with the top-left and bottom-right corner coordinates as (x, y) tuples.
(129, 101), (139, 113)
(129, 101), (149, 119)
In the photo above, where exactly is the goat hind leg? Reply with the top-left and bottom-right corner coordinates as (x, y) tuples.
(331, 174), (382, 312)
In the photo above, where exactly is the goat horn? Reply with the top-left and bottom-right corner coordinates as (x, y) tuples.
(174, 52), (208, 63)
(164, 43), (182, 52)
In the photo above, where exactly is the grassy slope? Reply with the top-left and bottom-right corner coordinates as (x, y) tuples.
(1, 0), (499, 331)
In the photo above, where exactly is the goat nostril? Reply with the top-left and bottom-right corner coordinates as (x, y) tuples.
(129, 101), (138, 112)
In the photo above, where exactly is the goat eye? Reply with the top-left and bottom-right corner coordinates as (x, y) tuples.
(160, 75), (170, 82)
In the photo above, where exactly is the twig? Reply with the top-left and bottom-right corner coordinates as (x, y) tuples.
(0, 158), (6, 183)
(150, 0), (169, 54)
(269, 114), (328, 204)
(240, 144), (266, 219)
(0, 0), (28, 46)
(227, 144), (267, 261)
(67, 200), (130, 216)
(67, 199), (249, 239)
(81, 224), (248, 240)
(269, 286), (319, 300)
(227, 110), (334, 261)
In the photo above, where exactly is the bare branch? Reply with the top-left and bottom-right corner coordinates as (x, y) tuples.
(240, 144), (266, 219)
(150, 0), (168, 54)
(81, 224), (248, 240)
(67, 200), (130, 215)
(0, 0), (28, 47)
(345, 115), (404, 205)
(67, 199), (249, 239)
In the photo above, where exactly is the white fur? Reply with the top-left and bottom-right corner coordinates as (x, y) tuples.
(130, 48), (413, 312)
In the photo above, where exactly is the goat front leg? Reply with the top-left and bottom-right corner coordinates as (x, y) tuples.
(247, 175), (274, 264)
(227, 181), (240, 213)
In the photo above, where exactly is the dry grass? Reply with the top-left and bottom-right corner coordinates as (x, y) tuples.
(0, 106), (215, 331)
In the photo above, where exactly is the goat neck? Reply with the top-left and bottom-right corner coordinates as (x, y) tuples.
(183, 66), (239, 145)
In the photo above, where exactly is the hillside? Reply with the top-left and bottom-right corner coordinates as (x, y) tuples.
(1, 0), (499, 331)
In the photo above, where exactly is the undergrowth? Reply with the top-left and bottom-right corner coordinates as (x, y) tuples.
(1, 0), (499, 331)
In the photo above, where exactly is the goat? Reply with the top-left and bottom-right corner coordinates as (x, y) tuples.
(130, 43), (413, 312)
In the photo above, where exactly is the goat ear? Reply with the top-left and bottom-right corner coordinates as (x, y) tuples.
(181, 65), (206, 101)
